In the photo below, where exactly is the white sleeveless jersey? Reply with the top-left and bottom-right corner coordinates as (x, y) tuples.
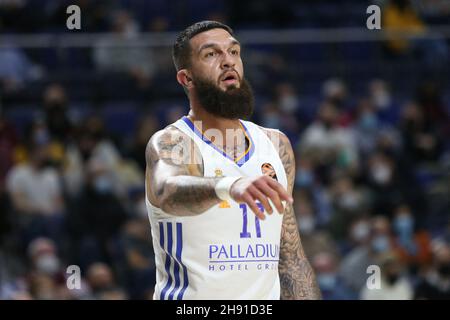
(146, 116), (288, 300)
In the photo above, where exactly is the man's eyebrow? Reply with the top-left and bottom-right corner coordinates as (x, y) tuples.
(230, 39), (241, 47)
(198, 40), (241, 53)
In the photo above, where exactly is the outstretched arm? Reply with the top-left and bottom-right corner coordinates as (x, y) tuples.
(263, 128), (321, 300)
(146, 126), (292, 217)
(146, 126), (220, 215)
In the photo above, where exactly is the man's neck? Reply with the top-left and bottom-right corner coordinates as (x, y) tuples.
(187, 107), (248, 158)
(187, 108), (241, 133)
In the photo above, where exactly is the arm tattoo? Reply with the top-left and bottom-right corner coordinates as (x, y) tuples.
(159, 176), (221, 215)
(146, 126), (221, 216)
(262, 128), (321, 300)
(279, 203), (322, 300)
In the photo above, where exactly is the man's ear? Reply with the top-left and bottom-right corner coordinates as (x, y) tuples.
(176, 69), (193, 89)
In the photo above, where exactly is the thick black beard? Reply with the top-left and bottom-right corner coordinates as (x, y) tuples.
(192, 76), (254, 120)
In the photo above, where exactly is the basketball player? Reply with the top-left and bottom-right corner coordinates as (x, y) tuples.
(145, 21), (321, 300)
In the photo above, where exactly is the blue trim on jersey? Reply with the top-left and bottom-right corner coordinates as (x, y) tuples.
(159, 222), (189, 300)
(168, 224), (182, 300)
(160, 222), (173, 300)
(181, 116), (255, 167)
(176, 223), (189, 300)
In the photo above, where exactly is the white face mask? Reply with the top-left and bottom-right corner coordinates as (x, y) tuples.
(352, 222), (370, 242)
(372, 164), (391, 184)
(338, 192), (359, 210)
(36, 254), (60, 275)
(372, 91), (391, 110)
(280, 95), (299, 113)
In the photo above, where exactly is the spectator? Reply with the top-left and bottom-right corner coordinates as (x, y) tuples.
(0, 113), (19, 190)
(67, 160), (128, 267)
(414, 240), (450, 299)
(354, 99), (380, 154)
(400, 102), (443, 164)
(294, 189), (339, 260)
(360, 252), (414, 300)
(41, 84), (73, 143)
(6, 142), (65, 246)
(312, 252), (357, 300)
(365, 152), (404, 217)
(300, 102), (358, 171)
(0, 46), (42, 96)
(339, 216), (395, 293)
(342, 216), (372, 255)
(86, 263), (127, 300)
(327, 175), (369, 241)
(383, 0), (448, 66)
(93, 10), (156, 90)
(392, 204), (432, 270)
(115, 218), (156, 299)
(322, 78), (348, 110)
(26, 237), (67, 300)
(27, 238), (64, 279)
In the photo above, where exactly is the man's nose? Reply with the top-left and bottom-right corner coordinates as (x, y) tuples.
(220, 52), (235, 69)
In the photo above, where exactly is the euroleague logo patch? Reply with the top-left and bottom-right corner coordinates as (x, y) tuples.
(261, 163), (278, 181)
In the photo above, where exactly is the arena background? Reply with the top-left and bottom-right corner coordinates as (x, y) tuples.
(0, 0), (449, 300)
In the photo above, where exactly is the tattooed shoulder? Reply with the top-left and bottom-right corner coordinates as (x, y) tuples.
(146, 125), (203, 176)
(145, 125), (204, 207)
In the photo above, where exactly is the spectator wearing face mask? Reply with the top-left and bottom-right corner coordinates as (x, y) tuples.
(41, 83), (73, 144)
(312, 252), (357, 300)
(391, 204), (432, 270)
(327, 175), (369, 241)
(113, 218), (156, 299)
(342, 216), (372, 255)
(360, 252), (413, 300)
(6, 142), (65, 246)
(294, 190), (339, 261)
(27, 238), (63, 277)
(339, 216), (395, 293)
(86, 262), (127, 300)
(300, 101), (358, 171)
(365, 152), (404, 218)
(66, 161), (128, 268)
(26, 237), (69, 300)
(355, 99), (380, 154)
(414, 240), (450, 300)
(368, 79), (398, 125)
(400, 102), (444, 165)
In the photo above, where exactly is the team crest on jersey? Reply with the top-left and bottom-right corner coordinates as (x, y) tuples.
(261, 163), (278, 181)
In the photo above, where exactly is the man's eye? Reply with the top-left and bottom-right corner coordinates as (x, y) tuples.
(231, 49), (239, 55)
(205, 52), (216, 58)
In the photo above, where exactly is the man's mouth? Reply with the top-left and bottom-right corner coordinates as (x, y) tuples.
(221, 72), (239, 86)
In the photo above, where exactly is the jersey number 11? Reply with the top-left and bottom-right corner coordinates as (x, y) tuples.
(239, 203), (263, 239)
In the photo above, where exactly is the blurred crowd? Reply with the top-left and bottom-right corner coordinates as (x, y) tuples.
(0, 0), (449, 300)
(0, 76), (449, 300)
(0, 83), (158, 299)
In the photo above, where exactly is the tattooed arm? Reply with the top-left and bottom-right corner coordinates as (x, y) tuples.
(146, 126), (221, 215)
(146, 125), (293, 218)
(262, 128), (322, 300)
